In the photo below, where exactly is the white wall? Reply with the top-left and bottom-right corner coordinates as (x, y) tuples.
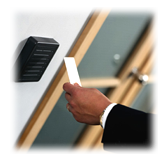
(12, 11), (92, 143)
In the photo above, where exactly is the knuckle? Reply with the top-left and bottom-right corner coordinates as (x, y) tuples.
(69, 101), (75, 108)
(72, 88), (78, 97)
(92, 88), (99, 94)
(91, 88), (96, 91)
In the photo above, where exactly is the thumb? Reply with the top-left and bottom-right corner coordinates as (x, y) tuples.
(63, 82), (75, 94)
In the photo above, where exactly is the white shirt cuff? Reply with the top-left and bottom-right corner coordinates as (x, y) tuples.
(102, 103), (117, 129)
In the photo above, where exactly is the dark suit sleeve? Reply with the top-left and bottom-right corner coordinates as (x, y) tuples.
(102, 104), (152, 148)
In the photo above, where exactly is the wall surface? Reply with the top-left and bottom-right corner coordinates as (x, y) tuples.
(12, 11), (92, 143)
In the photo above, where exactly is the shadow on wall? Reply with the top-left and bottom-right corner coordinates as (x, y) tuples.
(10, 38), (27, 82)
(13, 39), (27, 64)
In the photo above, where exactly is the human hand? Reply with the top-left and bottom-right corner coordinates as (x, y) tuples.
(63, 82), (112, 125)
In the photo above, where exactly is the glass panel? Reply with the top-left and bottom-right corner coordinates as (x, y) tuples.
(131, 83), (154, 113)
(28, 7), (157, 154)
(78, 7), (156, 78)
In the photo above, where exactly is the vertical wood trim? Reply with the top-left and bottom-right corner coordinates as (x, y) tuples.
(17, 10), (110, 150)
(75, 125), (103, 149)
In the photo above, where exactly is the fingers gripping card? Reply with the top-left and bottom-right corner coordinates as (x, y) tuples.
(64, 57), (82, 86)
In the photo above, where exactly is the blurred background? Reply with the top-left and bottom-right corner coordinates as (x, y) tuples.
(25, 7), (158, 154)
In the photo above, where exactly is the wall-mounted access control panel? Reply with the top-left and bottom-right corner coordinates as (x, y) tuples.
(14, 36), (59, 82)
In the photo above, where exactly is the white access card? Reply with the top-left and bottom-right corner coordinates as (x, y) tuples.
(64, 57), (82, 86)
